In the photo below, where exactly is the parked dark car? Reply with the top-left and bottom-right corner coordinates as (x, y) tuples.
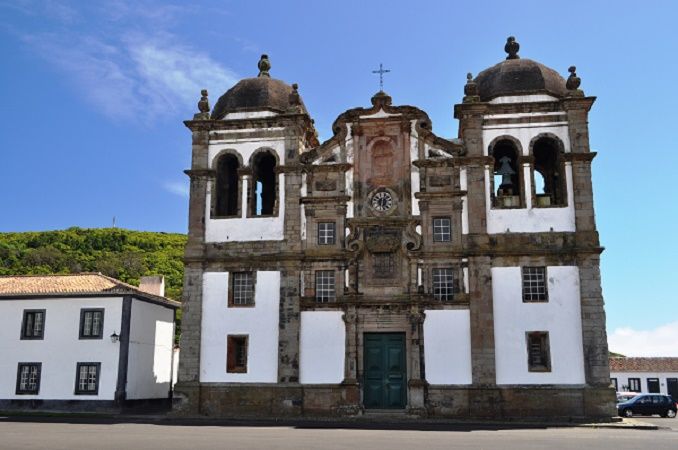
(617, 394), (677, 418)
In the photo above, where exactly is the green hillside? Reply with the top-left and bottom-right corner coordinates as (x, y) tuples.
(0, 227), (186, 300)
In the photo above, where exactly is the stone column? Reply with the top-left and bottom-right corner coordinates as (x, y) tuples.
(278, 270), (301, 383)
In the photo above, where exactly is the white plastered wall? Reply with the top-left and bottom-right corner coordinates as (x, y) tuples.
(344, 124), (355, 218)
(610, 371), (678, 395)
(482, 122), (576, 234)
(205, 135), (286, 242)
(0, 297), (122, 400)
(460, 168), (468, 234)
(299, 311), (345, 384)
(492, 266), (585, 385)
(126, 299), (175, 400)
(200, 271), (280, 382)
(423, 310), (472, 384)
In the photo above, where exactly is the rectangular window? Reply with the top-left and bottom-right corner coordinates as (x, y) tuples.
(75, 363), (101, 395)
(315, 270), (336, 303)
(610, 377), (618, 391)
(647, 378), (660, 393)
(16, 363), (41, 395)
(373, 252), (396, 278)
(79, 309), (104, 339)
(317, 222), (336, 245)
(432, 217), (452, 242)
(230, 272), (254, 306)
(432, 268), (454, 301)
(227, 335), (248, 373)
(21, 310), (46, 339)
(526, 331), (551, 372)
(522, 266), (548, 302)
(628, 378), (641, 392)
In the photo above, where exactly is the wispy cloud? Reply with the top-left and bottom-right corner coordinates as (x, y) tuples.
(5, 1), (238, 122)
(609, 321), (678, 357)
(163, 180), (189, 198)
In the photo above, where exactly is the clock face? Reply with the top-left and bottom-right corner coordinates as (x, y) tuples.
(371, 191), (393, 212)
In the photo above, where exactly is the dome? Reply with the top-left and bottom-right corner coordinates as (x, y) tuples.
(474, 37), (567, 102)
(211, 55), (307, 119)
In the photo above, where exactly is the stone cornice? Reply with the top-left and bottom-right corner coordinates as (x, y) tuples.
(562, 96), (596, 112)
(563, 152), (597, 162)
(415, 190), (467, 199)
(303, 163), (353, 173)
(300, 195), (351, 205)
(184, 169), (215, 179)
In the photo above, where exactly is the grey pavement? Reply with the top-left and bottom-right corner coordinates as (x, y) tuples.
(0, 418), (677, 450)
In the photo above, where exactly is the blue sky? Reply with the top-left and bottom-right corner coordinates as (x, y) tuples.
(1, 0), (676, 355)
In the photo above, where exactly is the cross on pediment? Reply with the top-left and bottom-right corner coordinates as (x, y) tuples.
(372, 63), (391, 91)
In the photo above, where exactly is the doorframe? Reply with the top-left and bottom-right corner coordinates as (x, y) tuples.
(360, 330), (409, 409)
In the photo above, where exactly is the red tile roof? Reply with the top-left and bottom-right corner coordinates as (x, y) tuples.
(609, 357), (678, 372)
(0, 273), (180, 307)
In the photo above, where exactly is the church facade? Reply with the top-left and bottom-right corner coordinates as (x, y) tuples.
(175, 37), (615, 419)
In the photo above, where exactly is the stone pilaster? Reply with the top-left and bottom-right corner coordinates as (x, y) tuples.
(342, 306), (358, 383)
(468, 256), (496, 385)
(278, 270), (300, 383)
(578, 254), (611, 387)
(407, 308), (427, 413)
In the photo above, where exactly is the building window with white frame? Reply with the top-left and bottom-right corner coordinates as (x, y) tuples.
(628, 378), (641, 392)
(318, 222), (336, 245)
(21, 309), (45, 340)
(527, 331), (551, 372)
(432, 217), (451, 242)
(230, 272), (254, 307)
(315, 270), (336, 303)
(79, 309), (104, 339)
(432, 268), (454, 301)
(16, 363), (41, 395)
(75, 362), (101, 395)
(522, 266), (547, 302)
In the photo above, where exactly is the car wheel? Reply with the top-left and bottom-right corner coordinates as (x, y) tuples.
(623, 409), (633, 418)
(668, 410), (677, 419)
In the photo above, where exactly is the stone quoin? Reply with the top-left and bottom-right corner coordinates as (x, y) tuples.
(174, 38), (615, 419)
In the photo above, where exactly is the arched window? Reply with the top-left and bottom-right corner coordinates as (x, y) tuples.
(250, 151), (277, 216)
(532, 137), (566, 207)
(215, 153), (240, 217)
(491, 139), (522, 208)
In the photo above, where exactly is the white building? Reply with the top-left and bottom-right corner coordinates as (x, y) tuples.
(610, 357), (678, 399)
(0, 273), (180, 411)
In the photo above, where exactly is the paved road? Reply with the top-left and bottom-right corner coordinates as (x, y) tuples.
(634, 416), (678, 431)
(0, 419), (677, 450)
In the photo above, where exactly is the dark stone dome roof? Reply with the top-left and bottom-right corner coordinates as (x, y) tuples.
(211, 76), (307, 119)
(474, 58), (567, 102)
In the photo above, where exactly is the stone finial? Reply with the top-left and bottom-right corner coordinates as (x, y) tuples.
(566, 65), (581, 90)
(505, 36), (520, 60)
(287, 83), (302, 113)
(463, 72), (479, 103)
(258, 54), (271, 77)
(194, 89), (210, 119)
(370, 90), (392, 108)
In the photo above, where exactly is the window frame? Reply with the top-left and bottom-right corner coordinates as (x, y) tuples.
(610, 377), (618, 391)
(228, 271), (255, 307)
(628, 378), (641, 392)
(372, 252), (396, 279)
(522, 266), (548, 303)
(226, 335), (249, 373)
(526, 331), (551, 372)
(432, 217), (452, 243)
(315, 270), (336, 303)
(79, 308), (105, 340)
(74, 362), (101, 395)
(432, 267), (454, 301)
(317, 221), (336, 246)
(20, 309), (46, 340)
(15, 362), (42, 395)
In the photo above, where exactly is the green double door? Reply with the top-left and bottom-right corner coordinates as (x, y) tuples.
(363, 333), (407, 409)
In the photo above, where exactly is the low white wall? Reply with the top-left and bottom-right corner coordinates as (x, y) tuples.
(492, 266), (585, 385)
(0, 297), (122, 400)
(200, 271), (280, 383)
(126, 299), (175, 400)
(423, 310), (472, 384)
(610, 371), (678, 395)
(299, 311), (345, 384)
